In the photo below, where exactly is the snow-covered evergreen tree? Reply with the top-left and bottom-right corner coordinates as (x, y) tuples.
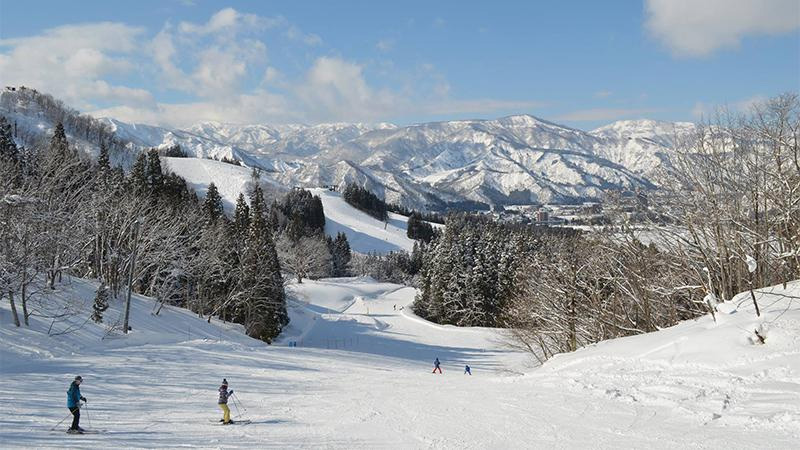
(91, 283), (110, 323)
(202, 182), (224, 224)
(238, 180), (288, 342)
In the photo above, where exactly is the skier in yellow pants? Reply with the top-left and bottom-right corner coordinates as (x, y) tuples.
(218, 379), (234, 424)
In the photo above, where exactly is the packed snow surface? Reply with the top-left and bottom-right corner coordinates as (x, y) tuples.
(308, 188), (417, 253)
(1, 277), (799, 448)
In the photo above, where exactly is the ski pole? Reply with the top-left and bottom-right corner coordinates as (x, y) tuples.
(233, 393), (247, 411)
(232, 393), (248, 413)
(83, 401), (92, 429)
(231, 394), (247, 418)
(230, 397), (241, 417)
(50, 411), (74, 431)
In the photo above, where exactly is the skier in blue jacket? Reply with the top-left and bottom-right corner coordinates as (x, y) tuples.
(432, 357), (442, 374)
(66, 376), (87, 433)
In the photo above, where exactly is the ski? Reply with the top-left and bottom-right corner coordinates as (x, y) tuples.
(211, 420), (251, 426)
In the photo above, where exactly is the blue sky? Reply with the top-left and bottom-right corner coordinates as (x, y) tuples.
(0, 0), (798, 128)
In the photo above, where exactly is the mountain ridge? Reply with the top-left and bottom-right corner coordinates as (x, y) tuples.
(1, 87), (696, 210)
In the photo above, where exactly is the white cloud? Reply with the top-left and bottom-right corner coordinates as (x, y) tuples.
(376, 39), (395, 52)
(555, 108), (657, 122)
(645, 0), (800, 57)
(286, 25), (322, 46)
(92, 90), (294, 128)
(261, 67), (281, 85)
(151, 15), (268, 99)
(0, 22), (149, 109)
(2, 8), (544, 127)
(691, 94), (767, 119)
(178, 8), (271, 35)
(294, 57), (399, 122)
(593, 90), (613, 99)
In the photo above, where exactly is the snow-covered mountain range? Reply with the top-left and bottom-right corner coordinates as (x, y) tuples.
(1, 88), (696, 210)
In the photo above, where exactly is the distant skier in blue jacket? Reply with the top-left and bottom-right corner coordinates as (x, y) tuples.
(66, 376), (87, 433)
(432, 358), (442, 374)
(464, 365), (471, 375)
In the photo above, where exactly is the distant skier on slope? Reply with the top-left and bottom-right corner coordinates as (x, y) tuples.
(218, 379), (234, 424)
(464, 365), (472, 375)
(66, 376), (87, 433)
(432, 357), (442, 374)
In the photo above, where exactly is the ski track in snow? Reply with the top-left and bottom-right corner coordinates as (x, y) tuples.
(1, 277), (799, 448)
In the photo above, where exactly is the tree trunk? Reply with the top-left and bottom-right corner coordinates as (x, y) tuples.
(8, 291), (20, 327)
(21, 270), (29, 326)
(568, 295), (577, 352)
(123, 220), (140, 334)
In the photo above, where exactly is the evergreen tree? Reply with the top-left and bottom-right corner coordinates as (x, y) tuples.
(145, 148), (164, 196)
(238, 183), (288, 342)
(413, 215), (523, 327)
(328, 232), (352, 277)
(162, 172), (193, 204)
(202, 182), (224, 224)
(272, 188), (326, 237)
(407, 212), (435, 242)
(50, 122), (69, 157)
(0, 116), (21, 187)
(96, 142), (111, 186)
(233, 193), (250, 239)
(130, 152), (148, 194)
(91, 283), (110, 323)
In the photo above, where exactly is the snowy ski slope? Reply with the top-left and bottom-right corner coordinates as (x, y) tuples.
(1, 276), (799, 448)
(163, 158), (417, 254)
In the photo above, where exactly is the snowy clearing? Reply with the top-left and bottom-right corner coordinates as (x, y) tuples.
(1, 277), (798, 448)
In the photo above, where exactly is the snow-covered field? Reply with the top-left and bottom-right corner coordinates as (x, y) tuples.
(1, 275), (799, 449)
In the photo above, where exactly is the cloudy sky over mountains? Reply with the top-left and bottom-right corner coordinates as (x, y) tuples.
(1, 0), (797, 128)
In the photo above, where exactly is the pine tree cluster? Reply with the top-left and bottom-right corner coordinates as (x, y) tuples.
(327, 232), (352, 277)
(388, 203), (445, 224)
(342, 183), (388, 221)
(406, 213), (437, 242)
(270, 188), (326, 240)
(412, 215), (538, 327)
(350, 243), (425, 285)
